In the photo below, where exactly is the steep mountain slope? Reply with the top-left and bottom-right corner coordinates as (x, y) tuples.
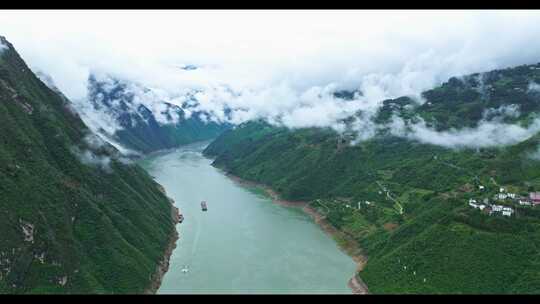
(0, 36), (177, 294)
(77, 74), (229, 154)
(203, 64), (540, 294)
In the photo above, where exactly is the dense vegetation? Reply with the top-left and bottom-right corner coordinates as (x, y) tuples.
(204, 63), (540, 294)
(0, 37), (176, 293)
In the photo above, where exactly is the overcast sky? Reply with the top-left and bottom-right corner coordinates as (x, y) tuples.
(1, 10), (539, 98)
(2, 10), (540, 147)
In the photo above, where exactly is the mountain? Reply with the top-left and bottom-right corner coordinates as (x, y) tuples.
(203, 63), (540, 294)
(77, 74), (229, 154)
(0, 36), (178, 294)
(375, 63), (540, 131)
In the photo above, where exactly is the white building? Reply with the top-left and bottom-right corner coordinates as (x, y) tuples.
(519, 200), (532, 206)
(507, 193), (516, 199)
(500, 187), (506, 193)
(469, 203), (486, 210)
(502, 210), (513, 217)
(497, 193), (508, 200)
(492, 205), (503, 212)
(479, 185), (485, 191)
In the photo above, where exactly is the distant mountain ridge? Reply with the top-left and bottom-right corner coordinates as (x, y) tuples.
(75, 73), (230, 154)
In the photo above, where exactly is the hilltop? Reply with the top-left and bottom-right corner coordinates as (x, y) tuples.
(203, 62), (540, 294)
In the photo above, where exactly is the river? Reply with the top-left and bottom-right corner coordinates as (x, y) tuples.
(139, 141), (356, 294)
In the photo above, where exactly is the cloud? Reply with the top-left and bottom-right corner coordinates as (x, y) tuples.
(482, 104), (521, 120)
(388, 115), (540, 149)
(71, 138), (113, 172)
(529, 81), (540, 93)
(82, 126), (140, 157)
(2, 11), (540, 150)
(73, 148), (112, 172)
(71, 133), (137, 172)
(35, 70), (59, 91)
(1, 11), (539, 95)
(342, 102), (540, 149)
(0, 39), (7, 53)
(73, 96), (123, 135)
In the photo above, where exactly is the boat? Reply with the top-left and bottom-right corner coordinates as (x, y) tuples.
(201, 201), (207, 211)
(178, 214), (184, 223)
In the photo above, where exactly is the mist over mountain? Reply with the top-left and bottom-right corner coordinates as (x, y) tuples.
(53, 73), (229, 154)
(4, 11), (540, 147)
(343, 63), (540, 148)
(4, 10), (540, 295)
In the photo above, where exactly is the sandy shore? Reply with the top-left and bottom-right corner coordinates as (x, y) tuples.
(144, 185), (181, 294)
(226, 173), (369, 294)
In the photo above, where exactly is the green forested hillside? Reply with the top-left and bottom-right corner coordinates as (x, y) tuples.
(203, 63), (540, 294)
(0, 37), (176, 293)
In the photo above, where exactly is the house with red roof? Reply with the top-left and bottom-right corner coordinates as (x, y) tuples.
(529, 192), (540, 205)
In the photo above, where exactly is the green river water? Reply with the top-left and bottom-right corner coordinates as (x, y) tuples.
(139, 141), (356, 294)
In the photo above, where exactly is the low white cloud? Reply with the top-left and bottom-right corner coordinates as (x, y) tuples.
(84, 128), (140, 157)
(74, 96), (123, 135)
(71, 147), (112, 172)
(529, 81), (540, 93)
(482, 104), (521, 120)
(0, 40), (7, 53)
(35, 70), (59, 91)
(342, 102), (540, 149)
(71, 134), (137, 171)
(1, 11), (539, 104)
(389, 116), (540, 149)
(2, 10), (540, 150)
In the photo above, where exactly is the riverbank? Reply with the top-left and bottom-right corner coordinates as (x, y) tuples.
(144, 184), (181, 294)
(225, 173), (369, 294)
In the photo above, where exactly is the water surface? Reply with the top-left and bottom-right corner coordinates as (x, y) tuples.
(139, 141), (355, 294)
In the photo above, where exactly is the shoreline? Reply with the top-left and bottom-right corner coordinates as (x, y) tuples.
(225, 172), (369, 294)
(144, 184), (181, 294)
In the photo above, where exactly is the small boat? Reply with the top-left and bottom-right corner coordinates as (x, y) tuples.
(178, 214), (184, 223)
(201, 201), (207, 211)
(181, 266), (189, 273)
